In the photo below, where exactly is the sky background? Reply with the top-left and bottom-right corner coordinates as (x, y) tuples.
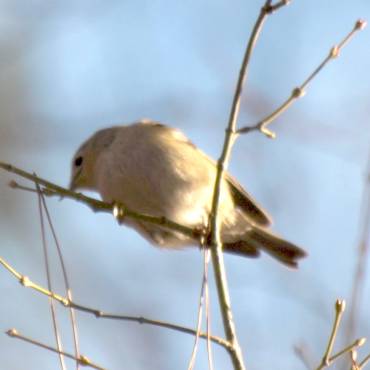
(0, 1), (370, 369)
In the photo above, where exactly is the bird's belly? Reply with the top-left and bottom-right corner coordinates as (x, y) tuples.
(98, 170), (209, 227)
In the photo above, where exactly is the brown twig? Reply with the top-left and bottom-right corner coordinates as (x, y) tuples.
(208, 1), (290, 369)
(237, 19), (367, 138)
(6, 329), (105, 370)
(0, 254), (231, 351)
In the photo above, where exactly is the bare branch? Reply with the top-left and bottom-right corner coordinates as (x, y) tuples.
(329, 338), (366, 363)
(38, 187), (81, 370)
(268, 0), (291, 13)
(0, 255), (69, 305)
(315, 300), (366, 370)
(0, 161), (197, 240)
(209, 1), (290, 369)
(6, 329), (105, 370)
(187, 248), (210, 370)
(0, 255), (231, 351)
(321, 299), (347, 367)
(237, 19), (367, 138)
(37, 184), (67, 370)
(204, 249), (214, 370)
(359, 352), (370, 369)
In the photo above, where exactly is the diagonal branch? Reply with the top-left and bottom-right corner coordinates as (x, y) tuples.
(237, 19), (367, 138)
(0, 255), (231, 351)
(6, 329), (104, 370)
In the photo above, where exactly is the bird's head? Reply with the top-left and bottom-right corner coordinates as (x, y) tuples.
(69, 127), (118, 192)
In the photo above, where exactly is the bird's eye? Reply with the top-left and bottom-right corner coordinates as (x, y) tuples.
(74, 156), (83, 167)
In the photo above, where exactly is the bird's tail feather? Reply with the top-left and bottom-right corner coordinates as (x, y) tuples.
(224, 227), (306, 268)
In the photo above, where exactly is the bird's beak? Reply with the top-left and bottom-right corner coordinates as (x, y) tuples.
(69, 170), (81, 192)
(69, 178), (77, 192)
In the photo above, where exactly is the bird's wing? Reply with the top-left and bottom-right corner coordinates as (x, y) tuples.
(226, 173), (271, 226)
(138, 120), (272, 226)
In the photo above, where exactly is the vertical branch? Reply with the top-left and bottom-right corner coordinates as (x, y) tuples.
(209, 2), (288, 369)
(187, 257), (205, 370)
(187, 231), (214, 370)
(204, 249), (214, 370)
(39, 192), (81, 370)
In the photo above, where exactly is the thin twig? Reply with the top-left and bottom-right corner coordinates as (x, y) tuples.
(317, 299), (346, 370)
(204, 249), (214, 370)
(269, 0), (290, 12)
(39, 188), (81, 370)
(208, 2), (290, 369)
(85, 308), (231, 351)
(37, 184), (67, 370)
(237, 19), (367, 138)
(6, 329), (104, 370)
(359, 352), (370, 369)
(0, 162), (197, 240)
(315, 300), (366, 370)
(187, 247), (208, 370)
(0, 254), (231, 351)
(329, 338), (366, 363)
(0, 255), (69, 304)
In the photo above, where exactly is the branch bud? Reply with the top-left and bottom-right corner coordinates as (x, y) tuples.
(335, 299), (346, 313)
(355, 19), (367, 31)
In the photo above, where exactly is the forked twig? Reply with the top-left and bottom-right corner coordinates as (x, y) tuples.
(315, 300), (366, 370)
(237, 19), (367, 138)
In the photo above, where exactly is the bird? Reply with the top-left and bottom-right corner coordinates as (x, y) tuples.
(69, 120), (306, 267)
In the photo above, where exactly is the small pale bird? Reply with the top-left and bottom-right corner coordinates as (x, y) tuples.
(70, 120), (306, 267)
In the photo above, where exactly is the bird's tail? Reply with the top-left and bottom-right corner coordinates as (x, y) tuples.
(224, 226), (306, 268)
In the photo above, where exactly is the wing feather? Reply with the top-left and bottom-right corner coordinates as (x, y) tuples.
(226, 174), (272, 226)
(137, 120), (272, 226)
